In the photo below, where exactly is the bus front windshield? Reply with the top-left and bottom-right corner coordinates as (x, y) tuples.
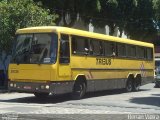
(12, 33), (58, 64)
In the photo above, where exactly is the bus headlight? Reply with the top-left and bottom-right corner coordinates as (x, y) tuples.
(10, 83), (13, 87)
(46, 85), (49, 89)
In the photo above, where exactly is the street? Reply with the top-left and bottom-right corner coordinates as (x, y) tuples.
(0, 83), (159, 120)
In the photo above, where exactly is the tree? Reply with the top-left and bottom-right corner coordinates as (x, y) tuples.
(115, 0), (137, 37)
(33, 0), (157, 42)
(0, 0), (57, 78)
(125, 0), (157, 41)
(90, 0), (118, 35)
(0, 0), (58, 53)
(152, 0), (160, 45)
(153, 0), (160, 21)
(33, 0), (101, 27)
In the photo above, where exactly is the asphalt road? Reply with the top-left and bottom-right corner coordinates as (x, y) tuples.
(0, 83), (159, 120)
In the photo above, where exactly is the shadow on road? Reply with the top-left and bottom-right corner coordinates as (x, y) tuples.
(0, 88), (150, 104)
(0, 89), (124, 104)
(0, 94), (72, 104)
(130, 94), (160, 107)
(0, 91), (119, 104)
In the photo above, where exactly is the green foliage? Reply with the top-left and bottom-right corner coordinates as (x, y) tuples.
(33, 0), (102, 27)
(0, 0), (57, 53)
(125, 0), (157, 41)
(25, 0), (160, 42)
(153, 0), (160, 20)
(33, 0), (158, 42)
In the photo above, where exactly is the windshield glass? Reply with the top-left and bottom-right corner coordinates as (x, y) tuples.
(12, 33), (58, 64)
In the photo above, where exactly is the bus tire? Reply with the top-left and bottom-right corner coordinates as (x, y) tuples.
(72, 81), (86, 100)
(126, 77), (133, 92)
(34, 93), (49, 98)
(133, 75), (141, 91)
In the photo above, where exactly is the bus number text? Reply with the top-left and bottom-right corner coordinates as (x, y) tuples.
(96, 58), (111, 65)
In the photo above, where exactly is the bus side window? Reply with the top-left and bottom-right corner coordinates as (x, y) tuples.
(89, 40), (93, 55)
(105, 42), (116, 56)
(59, 34), (70, 64)
(99, 41), (104, 56)
(146, 48), (153, 60)
(72, 37), (77, 54)
(71, 36), (89, 55)
(127, 45), (136, 58)
(117, 43), (126, 57)
(136, 47), (145, 59)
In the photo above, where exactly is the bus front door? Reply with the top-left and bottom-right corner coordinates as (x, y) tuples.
(58, 34), (71, 79)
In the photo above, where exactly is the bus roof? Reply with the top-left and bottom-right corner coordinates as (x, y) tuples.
(16, 26), (154, 48)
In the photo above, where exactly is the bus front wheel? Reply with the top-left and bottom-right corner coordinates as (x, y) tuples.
(72, 81), (86, 100)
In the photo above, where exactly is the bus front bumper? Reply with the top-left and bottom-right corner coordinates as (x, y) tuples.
(8, 81), (50, 93)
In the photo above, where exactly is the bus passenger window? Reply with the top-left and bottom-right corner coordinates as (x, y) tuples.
(117, 43), (126, 57)
(60, 34), (70, 63)
(99, 41), (104, 56)
(84, 40), (89, 54)
(127, 45), (136, 58)
(72, 37), (77, 54)
(71, 36), (89, 55)
(105, 42), (116, 56)
(91, 40), (101, 56)
(89, 40), (93, 55)
(146, 48), (153, 60)
(137, 47), (145, 59)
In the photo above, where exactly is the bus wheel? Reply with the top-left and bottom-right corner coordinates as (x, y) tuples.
(126, 78), (133, 92)
(34, 93), (49, 98)
(133, 76), (141, 91)
(72, 81), (86, 100)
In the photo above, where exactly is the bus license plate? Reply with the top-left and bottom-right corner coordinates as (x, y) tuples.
(24, 86), (32, 90)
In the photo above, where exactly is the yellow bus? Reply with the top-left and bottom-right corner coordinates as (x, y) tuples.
(8, 26), (154, 99)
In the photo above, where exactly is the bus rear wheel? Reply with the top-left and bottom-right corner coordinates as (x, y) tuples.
(34, 93), (49, 98)
(133, 76), (141, 91)
(72, 81), (86, 100)
(126, 79), (133, 92)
